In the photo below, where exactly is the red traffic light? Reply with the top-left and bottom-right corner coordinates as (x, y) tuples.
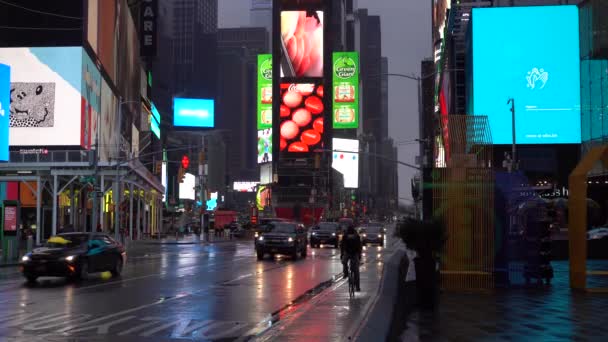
(181, 155), (190, 169)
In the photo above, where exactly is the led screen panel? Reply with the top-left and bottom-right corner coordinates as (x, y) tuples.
(280, 11), (324, 78)
(179, 173), (196, 200)
(258, 54), (273, 129)
(471, 6), (581, 144)
(0, 64), (9, 161)
(332, 138), (359, 189)
(332, 52), (359, 129)
(258, 129), (273, 163)
(173, 98), (215, 128)
(233, 181), (259, 192)
(150, 102), (161, 139)
(260, 163), (272, 184)
(279, 82), (324, 153)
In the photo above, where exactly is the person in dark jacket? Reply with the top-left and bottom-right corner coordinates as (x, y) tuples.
(340, 224), (363, 291)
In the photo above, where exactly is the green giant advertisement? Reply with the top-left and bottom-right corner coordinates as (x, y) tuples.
(332, 52), (359, 129)
(257, 54), (273, 129)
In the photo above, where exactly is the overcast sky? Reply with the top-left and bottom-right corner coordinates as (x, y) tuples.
(218, 0), (432, 203)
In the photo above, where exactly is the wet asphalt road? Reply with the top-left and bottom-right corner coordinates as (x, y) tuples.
(0, 232), (392, 342)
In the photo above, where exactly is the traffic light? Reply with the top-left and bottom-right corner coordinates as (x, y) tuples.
(154, 161), (162, 175)
(181, 155), (190, 169)
(178, 167), (185, 183)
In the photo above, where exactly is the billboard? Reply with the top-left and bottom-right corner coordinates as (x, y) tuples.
(0, 47), (90, 147)
(151, 102), (161, 139)
(471, 6), (581, 144)
(332, 52), (359, 129)
(233, 181), (259, 192)
(256, 185), (271, 210)
(179, 173), (196, 200)
(279, 82), (324, 153)
(258, 129), (273, 163)
(173, 98), (215, 128)
(260, 163), (273, 184)
(82, 50), (101, 150)
(280, 11), (324, 78)
(332, 138), (359, 188)
(99, 77), (119, 162)
(0, 64), (9, 161)
(258, 54), (273, 129)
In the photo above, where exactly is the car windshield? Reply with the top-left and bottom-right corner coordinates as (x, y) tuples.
(45, 234), (88, 248)
(363, 225), (382, 233)
(267, 223), (297, 233)
(317, 223), (338, 231)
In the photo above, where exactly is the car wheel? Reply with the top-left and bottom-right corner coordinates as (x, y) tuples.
(111, 256), (123, 277)
(79, 260), (89, 280)
(25, 275), (37, 283)
(257, 251), (264, 260)
(301, 245), (307, 258)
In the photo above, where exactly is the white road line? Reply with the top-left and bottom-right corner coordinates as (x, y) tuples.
(65, 315), (136, 335)
(139, 319), (182, 337)
(22, 314), (92, 331)
(117, 317), (163, 336)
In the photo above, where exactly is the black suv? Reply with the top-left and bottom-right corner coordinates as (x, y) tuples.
(255, 222), (308, 260)
(359, 224), (385, 247)
(310, 222), (341, 248)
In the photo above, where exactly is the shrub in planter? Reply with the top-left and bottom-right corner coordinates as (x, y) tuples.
(396, 217), (447, 309)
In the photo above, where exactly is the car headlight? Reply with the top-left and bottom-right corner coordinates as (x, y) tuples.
(362, 233), (367, 237)
(258, 236), (264, 241)
(332, 233), (336, 236)
(255, 232), (259, 238)
(312, 232), (317, 236)
(21, 255), (30, 262)
(378, 234), (382, 238)
(288, 237), (294, 242)
(65, 255), (76, 262)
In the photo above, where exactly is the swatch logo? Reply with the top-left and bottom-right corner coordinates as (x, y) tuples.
(526, 68), (549, 89)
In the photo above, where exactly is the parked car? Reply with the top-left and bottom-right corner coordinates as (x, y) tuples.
(310, 222), (341, 248)
(587, 227), (608, 240)
(255, 222), (308, 260)
(20, 232), (126, 283)
(359, 224), (385, 246)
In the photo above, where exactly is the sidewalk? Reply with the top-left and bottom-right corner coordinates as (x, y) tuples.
(399, 260), (608, 341)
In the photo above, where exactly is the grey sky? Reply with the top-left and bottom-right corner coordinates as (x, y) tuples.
(218, 0), (431, 203)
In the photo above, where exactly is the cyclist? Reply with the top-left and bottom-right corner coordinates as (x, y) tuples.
(340, 224), (362, 291)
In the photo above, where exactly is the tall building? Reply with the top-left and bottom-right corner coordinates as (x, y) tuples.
(250, 0), (272, 39)
(216, 28), (269, 185)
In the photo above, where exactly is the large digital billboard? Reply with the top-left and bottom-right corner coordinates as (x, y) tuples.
(0, 64), (9, 161)
(173, 98), (215, 128)
(258, 128), (273, 163)
(332, 52), (359, 129)
(0, 47), (96, 147)
(258, 54), (273, 129)
(280, 11), (324, 78)
(279, 82), (324, 153)
(179, 173), (196, 200)
(150, 102), (161, 139)
(471, 6), (581, 144)
(332, 138), (359, 189)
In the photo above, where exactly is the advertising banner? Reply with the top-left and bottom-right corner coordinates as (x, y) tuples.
(0, 47), (84, 147)
(258, 129), (273, 163)
(151, 102), (161, 138)
(471, 6), (581, 144)
(179, 173), (196, 200)
(233, 182), (259, 192)
(279, 82), (324, 153)
(260, 163), (273, 184)
(140, 0), (158, 57)
(332, 52), (359, 129)
(280, 11), (324, 78)
(332, 138), (359, 188)
(0, 63), (9, 161)
(173, 98), (215, 128)
(82, 50), (101, 150)
(3, 206), (17, 231)
(258, 54), (273, 129)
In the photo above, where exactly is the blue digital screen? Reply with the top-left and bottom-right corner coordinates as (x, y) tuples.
(150, 102), (161, 139)
(0, 63), (9, 161)
(471, 6), (581, 144)
(173, 98), (214, 128)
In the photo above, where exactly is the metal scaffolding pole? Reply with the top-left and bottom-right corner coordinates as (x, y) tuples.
(136, 189), (141, 239)
(129, 183), (134, 240)
(114, 172), (120, 242)
(69, 183), (75, 226)
(100, 175), (105, 231)
(52, 174), (58, 236)
(36, 177), (41, 244)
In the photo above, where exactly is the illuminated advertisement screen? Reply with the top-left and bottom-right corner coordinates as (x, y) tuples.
(179, 173), (196, 200)
(258, 54), (273, 129)
(0, 63), (9, 161)
(471, 6), (581, 144)
(173, 98), (215, 128)
(280, 11), (324, 78)
(332, 138), (359, 188)
(256, 185), (271, 210)
(150, 102), (161, 139)
(332, 52), (359, 129)
(258, 128), (273, 163)
(233, 181), (259, 192)
(260, 163), (272, 184)
(279, 83), (324, 153)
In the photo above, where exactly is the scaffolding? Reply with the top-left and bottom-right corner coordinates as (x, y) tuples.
(433, 115), (495, 290)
